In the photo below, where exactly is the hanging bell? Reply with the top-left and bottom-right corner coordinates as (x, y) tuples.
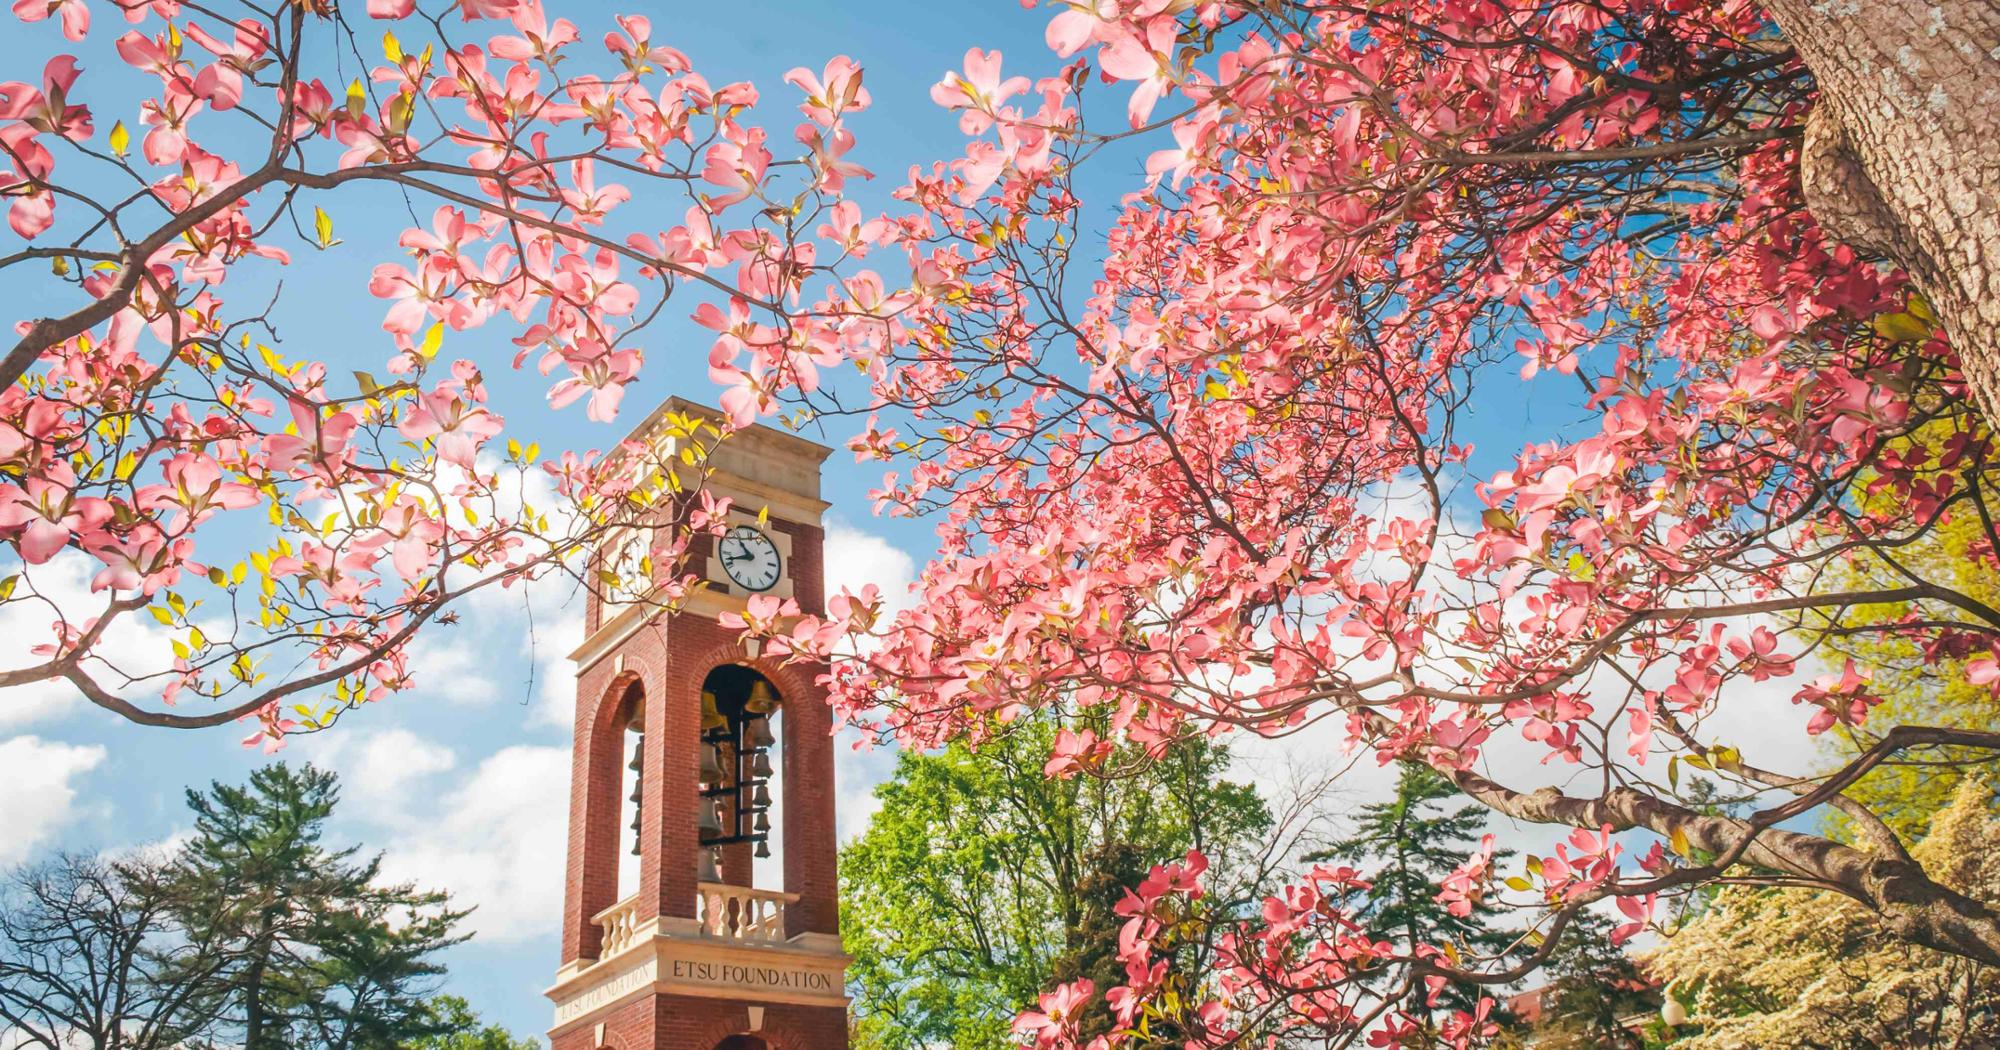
(749, 751), (773, 779)
(752, 784), (771, 808)
(697, 849), (721, 883)
(699, 744), (724, 783)
(700, 690), (726, 731)
(745, 716), (775, 749)
(698, 800), (723, 837)
(627, 732), (645, 771)
(754, 840), (771, 859)
(745, 679), (779, 715)
(753, 811), (770, 833)
(629, 778), (643, 804)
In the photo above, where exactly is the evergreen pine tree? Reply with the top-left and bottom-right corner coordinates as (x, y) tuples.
(1310, 762), (1518, 1020)
(1529, 909), (1656, 1050)
(166, 763), (470, 1049)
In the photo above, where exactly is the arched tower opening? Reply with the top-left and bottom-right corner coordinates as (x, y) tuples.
(697, 664), (781, 893)
(614, 686), (645, 899)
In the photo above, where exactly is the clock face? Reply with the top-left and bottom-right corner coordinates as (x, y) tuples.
(718, 525), (782, 592)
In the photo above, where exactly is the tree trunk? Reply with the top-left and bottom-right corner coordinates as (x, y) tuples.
(242, 914), (273, 1050)
(1758, 0), (2000, 422)
(1448, 769), (2000, 967)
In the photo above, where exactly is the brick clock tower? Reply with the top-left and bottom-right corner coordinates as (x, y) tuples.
(546, 397), (849, 1050)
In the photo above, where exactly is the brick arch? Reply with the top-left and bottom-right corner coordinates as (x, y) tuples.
(572, 669), (644, 960)
(686, 1012), (806, 1050)
(681, 642), (821, 710)
(590, 1031), (637, 1050)
(588, 668), (645, 739)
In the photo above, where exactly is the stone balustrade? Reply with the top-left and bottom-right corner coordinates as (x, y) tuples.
(591, 893), (645, 959)
(697, 881), (797, 942)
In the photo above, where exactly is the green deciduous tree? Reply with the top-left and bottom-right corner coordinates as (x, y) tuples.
(841, 718), (1276, 1050)
(405, 996), (543, 1050)
(0, 851), (234, 1049)
(1819, 424), (2000, 844)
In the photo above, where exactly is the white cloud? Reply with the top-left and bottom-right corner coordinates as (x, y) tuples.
(816, 522), (916, 842)
(99, 828), (194, 867)
(834, 730), (898, 844)
(307, 727), (458, 823)
(824, 520), (917, 619)
(0, 553), (185, 730)
(399, 631), (503, 707)
(528, 612), (586, 729)
(365, 744), (571, 942)
(0, 736), (107, 865)
(287, 729), (565, 941)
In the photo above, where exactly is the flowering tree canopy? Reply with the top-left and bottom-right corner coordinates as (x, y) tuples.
(0, 0), (883, 742)
(719, 0), (2000, 1045)
(7, 0), (2000, 1044)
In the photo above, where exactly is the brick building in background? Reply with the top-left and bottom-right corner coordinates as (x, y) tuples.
(545, 398), (849, 1050)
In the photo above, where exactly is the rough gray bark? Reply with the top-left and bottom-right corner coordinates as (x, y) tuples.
(1757, 0), (2000, 423)
(1450, 768), (2000, 968)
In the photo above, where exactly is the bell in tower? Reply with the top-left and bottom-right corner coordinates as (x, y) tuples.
(694, 664), (781, 864)
(547, 397), (847, 1050)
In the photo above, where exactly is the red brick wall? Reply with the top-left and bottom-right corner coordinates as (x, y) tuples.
(550, 996), (847, 1050)
(556, 510), (846, 1049)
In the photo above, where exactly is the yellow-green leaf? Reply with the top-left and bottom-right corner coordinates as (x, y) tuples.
(108, 120), (129, 157)
(313, 205), (338, 249)
(1875, 311), (1934, 343)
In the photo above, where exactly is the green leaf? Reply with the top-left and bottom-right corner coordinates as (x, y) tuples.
(1874, 310), (1934, 343)
(313, 206), (340, 249)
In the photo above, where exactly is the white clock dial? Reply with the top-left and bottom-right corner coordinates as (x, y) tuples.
(718, 525), (782, 592)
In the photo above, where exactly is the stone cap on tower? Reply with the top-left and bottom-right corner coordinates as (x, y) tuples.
(615, 396), (833, 526)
